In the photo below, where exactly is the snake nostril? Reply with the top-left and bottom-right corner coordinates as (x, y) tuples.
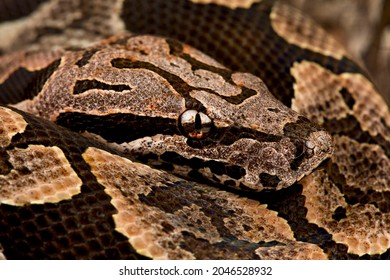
(305, 140), (315, 150)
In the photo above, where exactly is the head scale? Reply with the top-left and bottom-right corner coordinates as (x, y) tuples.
(20, 34), (333, 192)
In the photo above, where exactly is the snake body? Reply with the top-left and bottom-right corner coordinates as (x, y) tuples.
(0, 0), (389, 259)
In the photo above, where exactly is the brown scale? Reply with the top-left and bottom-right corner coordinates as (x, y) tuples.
(0, 0), (389, 260)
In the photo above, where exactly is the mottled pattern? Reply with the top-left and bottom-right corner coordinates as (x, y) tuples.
(0, 0), (389, 260)
(270, 2), (347, 59)
(301, 169), (390, 256)
(0, 145), (82, 206)
(255, 242), (327, 260)
(0, 107), (27, 147)
(291, 61), (390, 143)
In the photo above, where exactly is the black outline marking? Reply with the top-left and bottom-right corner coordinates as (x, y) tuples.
(73, 79), (132, 95)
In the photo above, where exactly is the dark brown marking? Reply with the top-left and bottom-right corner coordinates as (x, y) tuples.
(339, 88), (355, 110)
(159, 151), (246, 181)
(283, 116), (323, 139)
(56, 112), (179, 144)
(0, 0), (48, 22)
(111, 58), (204, 110)
(73, 79), (132, 95)
(259, 173), (281, 189)
(326, 160), (390, 214)
(0, 59), (61, 105)
(290, 140), (306, 170)
(75, 49), (100, 67)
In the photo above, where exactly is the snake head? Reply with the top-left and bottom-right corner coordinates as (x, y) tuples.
(21, 34), (333, 192)
(103, 35), (333, 192)
(127, 69), (333, 192)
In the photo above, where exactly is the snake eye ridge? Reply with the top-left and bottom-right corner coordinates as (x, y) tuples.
(179, 109), (213, 139)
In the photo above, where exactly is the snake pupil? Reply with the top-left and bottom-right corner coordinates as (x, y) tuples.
(179, 109), (212, 139)
(195, 113), (202, 131)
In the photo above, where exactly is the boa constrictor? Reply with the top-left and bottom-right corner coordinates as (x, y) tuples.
(0, 0), (389, 260)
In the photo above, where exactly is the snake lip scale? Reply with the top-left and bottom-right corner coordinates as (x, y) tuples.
(0, 0), (389, 260)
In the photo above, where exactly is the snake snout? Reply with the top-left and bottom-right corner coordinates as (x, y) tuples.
(307, 130), (334, 159)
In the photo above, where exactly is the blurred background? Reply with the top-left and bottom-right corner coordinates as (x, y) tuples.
(282, 0), (390, 104)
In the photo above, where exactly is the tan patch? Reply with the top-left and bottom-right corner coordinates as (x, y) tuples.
(0, 145), (82, 206)
(291, 61), (350, 123)
(301, 169), (346, 225)
(221, 197), (294, 243)
(340, 73), (390, 141)
(0, 107), (28, 148)
(332, 204), (390, 256)
(270, 2), (346, 59)
(291, 61), (390, 143)
(301, 169), (390, 256)
(332, 136), (389, 193)
(256, 242), (327, 260)
(190, 0), (261, 9)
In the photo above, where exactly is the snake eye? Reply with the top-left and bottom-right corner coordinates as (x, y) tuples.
(179, 110), (212, 139)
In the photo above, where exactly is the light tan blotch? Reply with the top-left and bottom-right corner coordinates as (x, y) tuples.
(271, 2), (347, 59)
(301, 169), (390, 256)
(220, 196), (294, 243)
(291, 61), (390, 143)
(0, 107), (28, 148)
(191, 0), (261, 9)
(291, 61), (350, 123)
(0, 145), (82, 206)
(256, 242), (327, 260)
(332, 136), (389, 193)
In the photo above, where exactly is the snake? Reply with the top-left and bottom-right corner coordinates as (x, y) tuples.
(0, 0), (389, 260)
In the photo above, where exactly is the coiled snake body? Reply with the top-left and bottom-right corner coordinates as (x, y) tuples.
(0, 0), (389, 259)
